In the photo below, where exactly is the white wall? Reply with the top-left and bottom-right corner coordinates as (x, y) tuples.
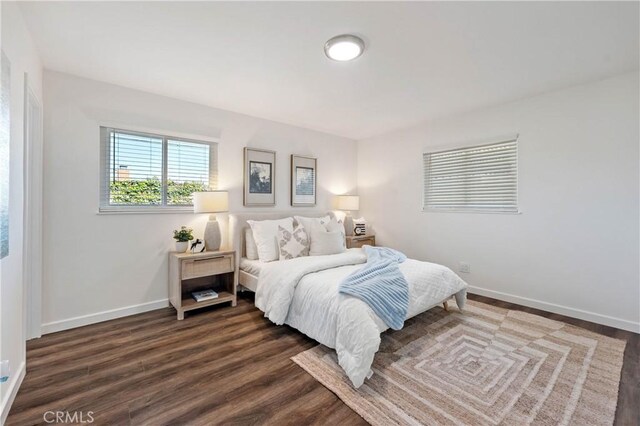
(42, 71), (357, 332)
(358, 72), (640, 332)
(0, 2), (43, 421)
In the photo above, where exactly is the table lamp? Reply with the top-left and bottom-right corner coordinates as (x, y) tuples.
(335, 195), (360, 236)
(193, 191), (229, 251)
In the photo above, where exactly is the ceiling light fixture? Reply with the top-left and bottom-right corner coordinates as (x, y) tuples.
(324, 34), (365, 62)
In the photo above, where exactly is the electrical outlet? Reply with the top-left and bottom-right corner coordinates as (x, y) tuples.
(459, 262), (470, 274)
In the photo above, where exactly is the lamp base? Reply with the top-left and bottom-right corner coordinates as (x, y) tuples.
(344, 213), (354, 237)
(204, 214), (221, 251)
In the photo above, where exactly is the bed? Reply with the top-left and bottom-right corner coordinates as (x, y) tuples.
(229, 212), (468, 388)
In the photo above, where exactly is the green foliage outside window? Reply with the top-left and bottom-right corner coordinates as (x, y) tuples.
(110, 178), (207, 205)
(167, 181), (208, 205)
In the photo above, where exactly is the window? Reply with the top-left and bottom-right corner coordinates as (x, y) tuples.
(423, 136), (518, 213)
(100, 128), (217, 212)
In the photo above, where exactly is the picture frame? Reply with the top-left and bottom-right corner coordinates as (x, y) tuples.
(190, 238), (206, 253)
(291, 155), (317, 207)
(244, 147), (276, 206)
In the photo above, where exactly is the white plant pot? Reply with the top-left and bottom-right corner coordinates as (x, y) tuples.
(175, 241), (189, 253)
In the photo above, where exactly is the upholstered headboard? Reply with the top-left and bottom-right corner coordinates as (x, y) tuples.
(228, 211), (337, 266)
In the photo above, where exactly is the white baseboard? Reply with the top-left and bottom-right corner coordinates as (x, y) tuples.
(468, 286), (639, 334)
(1, 360), (26, 424)
(41, 299), (169, 335)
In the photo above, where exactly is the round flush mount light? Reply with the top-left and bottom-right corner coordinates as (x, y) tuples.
(324, 34), (365, 62)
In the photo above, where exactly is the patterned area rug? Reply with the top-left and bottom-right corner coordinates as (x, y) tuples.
(292, 300), (626, 426)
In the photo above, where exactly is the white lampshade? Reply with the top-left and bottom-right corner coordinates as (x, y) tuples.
(336, 195), (360, 211)
(193, 191), (229, 213)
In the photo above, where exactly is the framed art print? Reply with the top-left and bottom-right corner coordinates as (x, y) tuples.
(190, 238), (206, 253)
(291, 155), (316, 207)
(244, 147), (276, 206)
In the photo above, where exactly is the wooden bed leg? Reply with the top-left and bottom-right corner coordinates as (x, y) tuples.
(443, 301), (449, 311)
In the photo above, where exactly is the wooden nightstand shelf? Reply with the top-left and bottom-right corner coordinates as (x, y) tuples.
(169, 250), (237, 320)
(346, 235), (376, 249)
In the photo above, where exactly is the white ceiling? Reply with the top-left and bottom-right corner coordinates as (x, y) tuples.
(18, 1), (639, 139)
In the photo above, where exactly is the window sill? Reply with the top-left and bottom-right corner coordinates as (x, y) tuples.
(97, 207), (194, 215)
(422, 208), (522, 215)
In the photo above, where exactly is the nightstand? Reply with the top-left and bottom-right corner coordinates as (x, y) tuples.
(168, 250), (237, 320)
(346, 235), (376, 249)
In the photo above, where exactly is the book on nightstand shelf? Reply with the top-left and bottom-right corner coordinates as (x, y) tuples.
(192, 289), (219, 302)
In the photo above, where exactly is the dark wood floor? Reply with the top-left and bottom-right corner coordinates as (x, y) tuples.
(7, 293), (639, 426)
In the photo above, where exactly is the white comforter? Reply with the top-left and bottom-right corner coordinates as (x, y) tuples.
(255, 249), (468, 387)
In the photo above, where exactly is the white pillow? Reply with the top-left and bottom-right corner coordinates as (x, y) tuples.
(308, 219), (346, 256)
(245, 228), (259, 260)
(247, 217), (294, 262)
(325, 218), (346, 247)
(294, 215), (331, 232)
(278, 225), (309, 260)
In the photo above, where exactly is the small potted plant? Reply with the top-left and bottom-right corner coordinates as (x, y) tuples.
(173, 226), (194, 252)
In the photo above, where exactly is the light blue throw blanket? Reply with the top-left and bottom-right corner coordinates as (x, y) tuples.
(339, 246), (409, 330)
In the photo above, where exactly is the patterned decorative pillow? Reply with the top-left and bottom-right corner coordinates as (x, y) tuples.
(278, 225), (310, 260)
(294, 215), (331, 232)
(248, 217), (294, 262)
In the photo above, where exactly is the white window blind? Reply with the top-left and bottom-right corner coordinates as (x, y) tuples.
(100, 128), (218, 212)
(167, 139), (216, 205)
(423, 137), (518, 213)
